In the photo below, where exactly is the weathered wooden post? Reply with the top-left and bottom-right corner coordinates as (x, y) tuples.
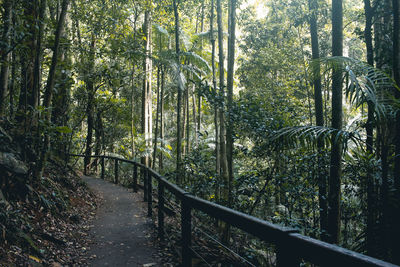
(147, 170), (152, 217)
(181, 195), (192, 267)
(276, 232), (300, 267)
(158, 181), (164, 241)
(101, 156), (105, 179)
(133, 164), (138, 192)
(114, 159), (119, 184)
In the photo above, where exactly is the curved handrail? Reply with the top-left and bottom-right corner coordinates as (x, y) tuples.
(69, 154), (398, 267)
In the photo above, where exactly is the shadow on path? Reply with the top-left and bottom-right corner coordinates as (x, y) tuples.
(83, 176), (160, 267)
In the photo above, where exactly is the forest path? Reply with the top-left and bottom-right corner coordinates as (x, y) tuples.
(82, 176), (161, 267)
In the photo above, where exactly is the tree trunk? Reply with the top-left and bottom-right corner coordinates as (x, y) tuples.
(197, 0), (205, 137)
(0, 0), (12, 117)
(159, 66), (165, 170)
(186, 79), (190, 155)
(226, 0), (236, 208)
(328, 0), (343, 245)
(141, 10), (152, 168)
(36, 0), (70, 179)
(153, 65), (161, 170)
(17, 0), (37, 128)
(363, 0), (379, 257)
(308, 0), (328, 242)
(217, 0), (230, 243)
(94, 109), (103, 169)
(33, 0), (47, 114)
(173, 0), (183, 184)
(392, 0), (400, 263)
(84, 36), (96, 175)
(210, 0), (220, 178)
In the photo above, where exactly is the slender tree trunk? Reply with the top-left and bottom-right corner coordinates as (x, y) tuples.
(130, 10), (138, 160)
(36, 0), (70, 179)
(159, 66), (165, 170)
(210, 0), (220, 177)
(131, 68), (136, 159)
(84, 36), (96, 175)
(197, 0), (205, 136)
(0, 0), (12, 117)
(94, 110), (103, 158)
(217, 0), (228, 202)
(147, 23), (153, 166)
(308, 0), (328, 242)
(192, 86), (197, 146)
(52, 35), (71, 160)
(33, 0), (47, 111)
(153, 65), (161, 170)
(182, 81), (187, 156)
(328, 0), (343, 245)
(9, 51), (16, 119)
(363, 0), (379, 257)
(17, 0), (37, 129)
(186, 79), (190, 154)
(392, 0), (400, 263)
(217, 0), (230, 243)
(173, 0), (183, 184)
(226, 0), (236, 208)
(141, 10), (152, 168)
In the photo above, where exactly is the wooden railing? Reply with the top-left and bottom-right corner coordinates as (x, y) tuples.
(69, 154), (398, 267)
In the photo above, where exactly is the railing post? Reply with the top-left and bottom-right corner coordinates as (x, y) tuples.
(158, 181), (164, 241)
(147, 170), (152, 217)
(101, 156), (105, 180)
(143, 168), (148, 202)
(182, 195), (192, 267)
(114, 159), (119, 184)
(133, 164), (138, 192)
(276, 233), (300, 267)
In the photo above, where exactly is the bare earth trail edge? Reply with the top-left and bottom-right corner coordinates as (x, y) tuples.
(82, 176), (161, 267)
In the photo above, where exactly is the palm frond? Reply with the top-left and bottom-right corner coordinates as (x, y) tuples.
(310, 56), (399, 121)
(271, 125), (361, 151)
(153, 23), (169, 36)
(181, 51), (211, 72)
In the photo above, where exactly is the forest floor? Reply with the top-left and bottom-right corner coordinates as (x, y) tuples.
(82, 176), (162, 266)
(0, 163), (98, 266)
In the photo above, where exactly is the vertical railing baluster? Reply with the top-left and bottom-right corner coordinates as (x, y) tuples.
(114, 159), (119, 184)
(276, 235), (299, 267)
(101, 156), (105, 179)
(158, 181), (164, 241)
(147, 170), (152, 217)
(133, 164), (138, 192)
(182, 195), (192, 267)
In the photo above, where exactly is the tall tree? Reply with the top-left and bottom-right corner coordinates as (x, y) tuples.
(363, 0), (379, 257)
(226, 0), (236, 207)
(308, 0), (328, 241)
(36, 0), (70, 179)
(173, 0), (183, 184)
(141, 9), (152, 168)
(83, 35), (96, 175)
(0, 0), (12, 117)
(217, 0), (229, 203)
(327, 0), (343, 244)
(392, 0), (400, 263)
(210, 0), (220, 178)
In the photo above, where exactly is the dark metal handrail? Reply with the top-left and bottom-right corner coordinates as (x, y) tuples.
(69, 154), (398, 267)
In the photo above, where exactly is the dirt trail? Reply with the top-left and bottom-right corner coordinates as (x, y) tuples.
(82, 176), (160, 267)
